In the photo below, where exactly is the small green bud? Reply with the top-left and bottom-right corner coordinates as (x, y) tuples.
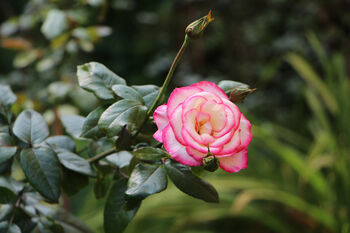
(229, 87), (256, 103)
(203, 154), (220, 172)
(185, 10), (214, 39)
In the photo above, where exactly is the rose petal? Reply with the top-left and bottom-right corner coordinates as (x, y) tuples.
(153, 104), (168, 142)
(163, 125), (201, 166)
(216, 130), (241, 155)
(186, 147), (207, 160)
(167, 86), (202, 117)
(169, 105), (186, 145)
(183, 109), (215, 145)
(222, 99), (241, 131)
(238, 114), (252, 150)
(190, 81), (228, 100)
(182, 129), (222, 154)
(218, 150), (248, 173)
(209, 130), (233, 147)
(200, 101), (227, 132)
(182, 95), (207, 113)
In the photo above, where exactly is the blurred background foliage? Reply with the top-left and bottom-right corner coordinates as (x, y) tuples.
(1, 0), (349, 232)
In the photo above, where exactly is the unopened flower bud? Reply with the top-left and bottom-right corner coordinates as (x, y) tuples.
(185, 10), (214, 39)
(203, 153), (220, 172)
(229, 87), (256, 103)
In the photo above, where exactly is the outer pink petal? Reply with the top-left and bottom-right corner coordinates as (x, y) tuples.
(163, 125), (201, 166)
(218, 150), (248, 173)
(190, 81), (228, 100)
(167, 86), (202, 117)
(238, 114), (252, 150)
(169, 105), (186, 145)
(153, 104), (169, 142)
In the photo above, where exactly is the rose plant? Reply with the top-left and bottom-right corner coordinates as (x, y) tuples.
(0, 11), (254, 233)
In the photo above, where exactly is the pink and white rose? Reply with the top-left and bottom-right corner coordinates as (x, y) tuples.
(153, 81), (252, 173)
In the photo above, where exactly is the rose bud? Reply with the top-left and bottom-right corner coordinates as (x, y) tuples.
(185, 10), (214, 39)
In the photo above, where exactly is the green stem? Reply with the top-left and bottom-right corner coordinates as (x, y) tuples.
(87, 146), (117, 163)
(147, 35), (190, 116)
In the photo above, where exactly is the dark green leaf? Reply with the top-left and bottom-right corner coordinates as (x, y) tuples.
(104, 178), (140, 233)
(112, 85), (144, 103)
(77, 62), (126, 100)
(80, 106), (105, 138)
(132, 85), (159, 109)
(98, 99), (147, 137)
(0, 85), (17, 108)
(0, 158), (12, 175)
(0, 222), (21, 233)
(61, 168), (89, 197)
(105, 151), (133, 168)
(61, 115), (85, 138)
(45, 136), (76, 152)
(20, 148), (61, 202)
(57, 150), (96, 176)
(13, 110), (49, 145)
(41, 9), (68, 40)
(217, 80), (249, 94)
(0, 132), (17, 163)
(164, 159), (219, 203)
(132, 147), (167, 161)
(0, 177), (17, 204)
(126, 163), (167, 200)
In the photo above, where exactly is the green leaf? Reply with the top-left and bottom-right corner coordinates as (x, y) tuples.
(0, 222), (21, 233)
(164, 159), (219, 203)
(0, 158), (12, 175)
(57, 150), (96, 176)
(61, 168), (89, 196)
(104, 178), (140, 233)
(80, 106), (105, 138)
(77, 62), (126, 100)
(217, 80), (249, 94)
(0, 85), (17, 108)
(0, 177), (17, 204)
(105, 151), (133, 168)
(61, 115), (85, 138)
(41, 9), (68, 40)
(45, 136), (76, 152)
(13, 110), (49, 145)
(132, 85), (159, 109)
(111, 85), (144, 103)
(20, 148), (61, 202)
(126, 164), (167, 200)
(132, 147), (167, 161)
(0, 132), (17, 163)
(98, 99), (147, 137)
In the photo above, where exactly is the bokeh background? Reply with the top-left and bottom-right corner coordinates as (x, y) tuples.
(1, 0), (350, 232)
